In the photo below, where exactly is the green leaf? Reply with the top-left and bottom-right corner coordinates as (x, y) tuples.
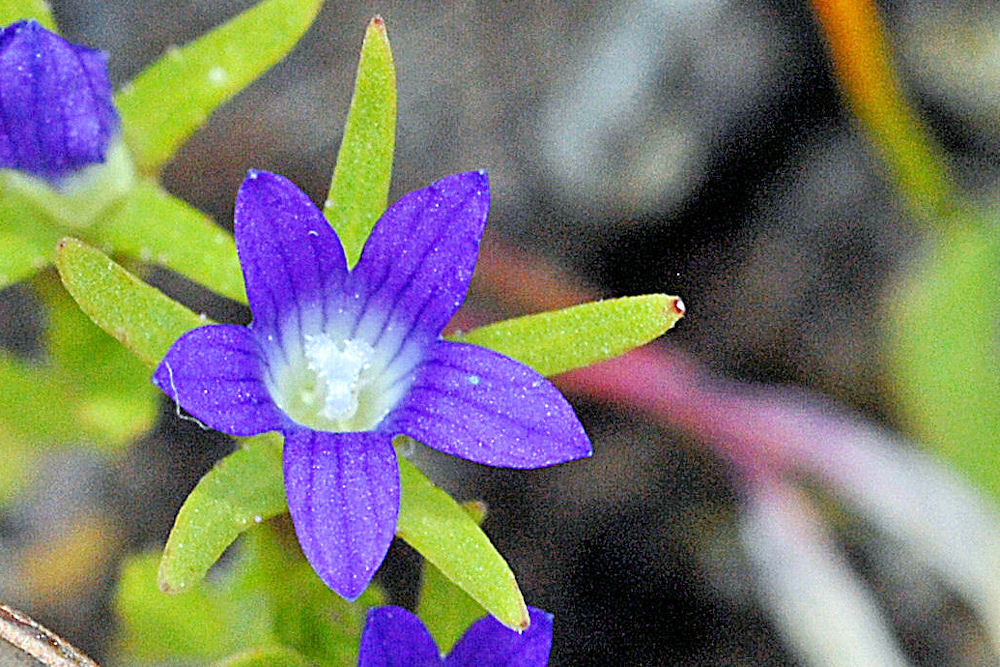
(237, 524), (381, 666)
(116, 0), (323, 174)
(159, 434), (528, 633)
(0, 0), (56, 29)
(114, 551), (274, 663)
(0, 187), (62, 289)
(92, 180), (247, 303)
(888, 219), (1000, 496)
(0, 230), (53, 289)
(397, 450), (528, 631)
(452, 294), (684, 376)
(417, 501), (487, 653)
(212, 646), (311, 667)
(159, 433), (287, 593)
(38, 279), (158, 448)
(324, 16), (396, 268)
(54, 237), (206, 367)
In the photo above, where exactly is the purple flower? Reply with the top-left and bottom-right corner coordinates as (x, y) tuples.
(358, 606), (553, 666)
(153, 170), (591, 598)
(0, 20), (119, 183)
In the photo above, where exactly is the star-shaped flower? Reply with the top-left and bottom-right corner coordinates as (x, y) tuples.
(358, 606), (553, 666)
(0, 20), (119, 183)
(153, 170), (591, 598)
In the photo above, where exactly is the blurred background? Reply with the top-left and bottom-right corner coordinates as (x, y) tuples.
(4, 0), (1000, 664)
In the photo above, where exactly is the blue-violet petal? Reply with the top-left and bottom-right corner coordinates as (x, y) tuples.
(358, 606), (442, 667)
(386, 341), (592, 468)
(235, 170), (348, 353)
(348, 171), (489, 353)
(152, 324), (284, 436)
(445, 607), (554, 667)
(282, 428), (399, 600)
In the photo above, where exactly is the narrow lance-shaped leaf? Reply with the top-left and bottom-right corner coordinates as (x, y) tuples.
(452, 294), (684, 377)
(417, 501), (488, 652)
(54, 237), (207, 367)
(324, 15), (396, 268)
(0, 0), (56, 29)
(92, 180), (246, 303)
(158, 433), (287, 593)
(116, 0), (323, 174)
(397, 449), (528, 631)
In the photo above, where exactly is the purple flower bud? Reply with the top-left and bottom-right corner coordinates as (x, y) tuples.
(0, 20), (119, 183)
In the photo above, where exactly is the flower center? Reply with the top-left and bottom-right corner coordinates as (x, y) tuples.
(270, 333), (389, 432)
(304, 335), (375, 422)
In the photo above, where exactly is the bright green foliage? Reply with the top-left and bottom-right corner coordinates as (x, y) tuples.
(53, 233), (678, 631)
(213, 647), (310, 667)
(212, 646), (312, 667)
(453, 294), (684, 376)
(38, 280), (157, 447)
(118, 526), (380, 666)
(159, 433), (287, 593)
(93, 180), (247, 303)
(0, 190), (62, 289)
(324, 16), (396, 268)
(212, 647), (310, 667)
(50, 13), (689, 642)
(54, 242), (529, 625)
(397, 448), (528, 631)
(0, 0), (55, 29)
(55, 238), (207, 367)
(417, 501), (488, 652)
(116, 0), (323, 174)
(116, 551), (273, 663)
(889, 220), (1000, 496)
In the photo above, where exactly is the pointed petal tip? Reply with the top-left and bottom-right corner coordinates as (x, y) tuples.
(330, 575), (369, 602)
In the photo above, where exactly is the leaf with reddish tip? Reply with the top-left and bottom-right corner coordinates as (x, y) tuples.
(452, 293), (684, 377)
(324, 15), (396, 267)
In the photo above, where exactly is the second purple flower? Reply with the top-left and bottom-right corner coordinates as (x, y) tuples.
(153, 170), (591, 599)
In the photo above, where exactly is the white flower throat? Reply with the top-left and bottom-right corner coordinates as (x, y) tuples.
(270, 332), (390, 432)
(303, 335), (376, 422)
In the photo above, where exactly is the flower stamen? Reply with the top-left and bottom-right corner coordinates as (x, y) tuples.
(304, 335), (375, 422)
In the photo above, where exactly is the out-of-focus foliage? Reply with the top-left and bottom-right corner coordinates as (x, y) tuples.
(116, 525), (382, 666)
(116, 0), (324, 174)
(811, 0), (1000, 499)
